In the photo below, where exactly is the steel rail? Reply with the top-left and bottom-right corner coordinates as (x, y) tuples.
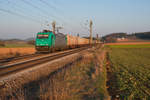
(0, 46), (89, 78)
(0, 53), (44, 64)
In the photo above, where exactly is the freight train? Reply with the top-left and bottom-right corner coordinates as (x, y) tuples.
(35, 30), (98, 53)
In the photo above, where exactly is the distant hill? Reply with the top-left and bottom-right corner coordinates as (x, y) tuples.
(0, 38), (35, 45)
(0, 38), (35, 47)
(102, 33), (127, 43)
(0, 37), (35, 42)
(3, 39), (25, 44)
(102, 32), (150, 43)
(133, 32), (150, 40)
(24, 37), (35, 41)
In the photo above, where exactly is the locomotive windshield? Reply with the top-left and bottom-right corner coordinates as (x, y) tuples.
(37, 34), (49, 39)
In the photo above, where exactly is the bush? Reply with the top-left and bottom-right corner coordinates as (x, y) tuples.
(27, 40), (35, 45)
(0, 41), (5, 47)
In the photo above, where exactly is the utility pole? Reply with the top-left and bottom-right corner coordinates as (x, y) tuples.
(52, 21), (56, 34)
(77, 33), (79, 47)
(89, 20), (93, 44)
(96, 34), (99, 43)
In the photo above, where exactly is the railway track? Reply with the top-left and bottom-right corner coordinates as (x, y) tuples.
(0, 46), (90, 78)
(0, 53), (45, 65)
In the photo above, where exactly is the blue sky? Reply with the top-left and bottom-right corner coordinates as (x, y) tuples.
(0, 0), (150, 39)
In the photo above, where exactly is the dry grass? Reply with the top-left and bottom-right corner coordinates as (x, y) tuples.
(0, 48), (35, 59)
(0, 52), (81, 100)
(37, 45), (110, 100)
(0, 45), (110, 100)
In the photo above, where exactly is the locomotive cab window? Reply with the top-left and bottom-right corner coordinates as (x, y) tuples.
(37, 34), (49, 39)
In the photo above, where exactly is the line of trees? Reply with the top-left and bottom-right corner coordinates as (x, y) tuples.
(102, 32), (150, 43)
(102, 33), (127, 43)
(0, 40), (5, 47)
(133, 32), (150, 40)
(27, 40), (35, 45)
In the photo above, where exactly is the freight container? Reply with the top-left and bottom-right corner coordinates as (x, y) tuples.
(55, 33), (67, 49)
(78, 37), (89, 45)
(66, 34), (78, 48)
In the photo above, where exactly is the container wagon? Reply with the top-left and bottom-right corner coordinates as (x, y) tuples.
(55, 33), (67, 50)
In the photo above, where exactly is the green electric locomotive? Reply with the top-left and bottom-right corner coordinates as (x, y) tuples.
(35, 30), (55, 52)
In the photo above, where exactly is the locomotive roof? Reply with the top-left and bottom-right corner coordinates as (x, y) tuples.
(37, 31), (54, 35)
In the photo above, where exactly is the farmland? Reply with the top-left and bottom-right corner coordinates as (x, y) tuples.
(106, 44), (150, 99)
(0, 47), (35, 59)
(0, 42), (35, 59)
(0, 43), (34, 48)
(106, 44), (150, 48)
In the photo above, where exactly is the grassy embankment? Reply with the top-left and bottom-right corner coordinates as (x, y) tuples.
(0, 45), (110, 100)
(43, 46), (109, 100)
(106, 44), (150, 99)
(29, 46), (110, 100)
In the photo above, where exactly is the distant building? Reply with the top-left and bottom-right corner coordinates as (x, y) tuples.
(117, 37), (125, 41)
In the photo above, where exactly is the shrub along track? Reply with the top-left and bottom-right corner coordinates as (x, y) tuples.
(0, 46), (94, 79)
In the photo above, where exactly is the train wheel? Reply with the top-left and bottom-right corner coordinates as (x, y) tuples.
(49, 48), (55, 53)
(52, 48), (55, 52)
(35, 51), (40, 54)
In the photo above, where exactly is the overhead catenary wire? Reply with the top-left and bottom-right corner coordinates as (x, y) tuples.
(0, 0), (83, 35)
(21, 0), (67, 25)
(39, 0), (58, 11)
(22, 0), (76, 33)
(38, 0), (63, 18)
(5, 0), (51, 22)
(38, 0), (76, 28)
(1, 0), (70, 31)
(21, 0), (51, 16)
(0, 8), (41, 24)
